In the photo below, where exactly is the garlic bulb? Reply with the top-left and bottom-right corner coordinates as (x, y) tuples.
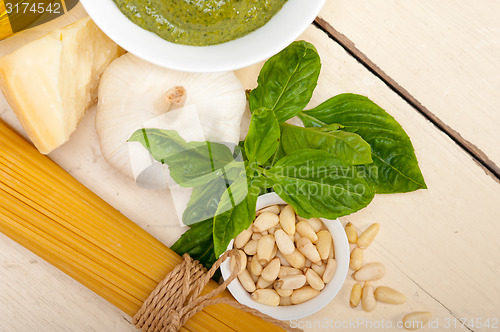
(96, 53), (246, 188)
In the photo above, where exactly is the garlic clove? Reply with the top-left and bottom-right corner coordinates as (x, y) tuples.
(96, 53), (246, 188)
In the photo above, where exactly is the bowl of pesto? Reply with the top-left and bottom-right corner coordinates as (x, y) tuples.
(80, 0), (326, 72)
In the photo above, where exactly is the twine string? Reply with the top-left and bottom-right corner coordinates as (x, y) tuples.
(132, 249), (302, 332)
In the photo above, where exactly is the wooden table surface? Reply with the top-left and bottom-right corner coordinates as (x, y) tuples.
(1, 2), (499, 332)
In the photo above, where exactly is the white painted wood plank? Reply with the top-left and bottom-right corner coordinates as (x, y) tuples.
(239, 27), (500, 331)
(319, 0), (500, 169)
(0, 15), (499, 332)
(0, 232), (136, 332)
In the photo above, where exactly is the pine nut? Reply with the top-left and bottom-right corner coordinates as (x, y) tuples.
(353, 262), (386, 281)
(374, 286), (407, 304)
(268, 226), (277, 235)
(357, 223), (380, 249)
(274, 280), (293, 297)
(237, 269), (256, 293)
(251, 289), (280, 306)
(243, 239), (258, 256)
(250, 255), (263, 276)
(345, 222), (358, 244)
(249, 271), (259, 283)
(257, 235), (275, 265)
(307, 218), (324, 232)
(252, 233), (262, 241)
(270, 244), (278, 260)
(256, 276), (274, 289)
(279, 205), (296, 235)
(283, 249), (306, 269)
(279, 296), (293, 306)
(276, 251), (291, 267)
(329, 242), (335, 259)
(296, 238), (321, 263)
(316, 230), (333, 260)
(297, 221), (319, 243)
(278, 266), (302, 279)
(294, 232), (301, 243)
(234, 226), (252, 249)
(350, 283), (362, 308)
(402, 312), (432, 330)
(290, 286), (320, 304)
(253, 212), (280, 233)
(230, 250), (247, 275)
(261, 230), (268, 236)
(256, 205), (280, 216)
(322, 258), (337, 283)
(311, 262), (326, 277)
(305, 268), (325, 290)
(350, 247), (363, 271)
(276, 274), (307, 290)
(361, 282), (376, 312)
(274, 229), (295, 255)
(261, 258), (281, 282)
(305, 259), (312, 268)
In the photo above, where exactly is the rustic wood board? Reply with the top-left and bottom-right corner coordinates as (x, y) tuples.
(1, 9), (500, 332)
(318, 0), (500, 175)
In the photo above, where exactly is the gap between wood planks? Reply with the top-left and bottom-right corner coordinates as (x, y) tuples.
(313, 17), (500, 182)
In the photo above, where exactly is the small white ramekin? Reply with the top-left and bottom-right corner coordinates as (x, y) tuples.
(220, 192), (350, 321)
(79, 0), (326, 73)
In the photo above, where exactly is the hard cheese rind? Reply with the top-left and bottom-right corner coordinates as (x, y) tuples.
(0, 17), (124, 154)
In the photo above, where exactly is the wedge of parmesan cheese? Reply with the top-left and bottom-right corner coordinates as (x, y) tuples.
(0, 17), (124, 154)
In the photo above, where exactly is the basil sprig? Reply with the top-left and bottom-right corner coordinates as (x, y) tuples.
(300, 94), (427, 193)
(130, 41), (426, 268)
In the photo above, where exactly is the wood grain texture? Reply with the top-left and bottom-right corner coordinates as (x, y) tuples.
(237, 27), (500, 331)
(0, 10), (499, 332)
(318, 0), (500, 178)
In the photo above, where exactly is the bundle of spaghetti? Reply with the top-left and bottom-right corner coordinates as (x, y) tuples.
(0, 119), (282, 332)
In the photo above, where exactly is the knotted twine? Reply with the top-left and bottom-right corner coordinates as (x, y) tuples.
(133, 249), (302, 332)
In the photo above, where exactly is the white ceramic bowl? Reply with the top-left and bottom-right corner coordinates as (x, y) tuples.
(80, 0), (326, 73)
(220, 193), (350, 321)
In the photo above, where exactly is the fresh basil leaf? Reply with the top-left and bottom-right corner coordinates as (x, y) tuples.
(171, 218), (217, 269)
(129, 128), (235, 187)
(298, 112), (327, 127)
(281, 123), (373, 165)
(266, 140), (287, 168)
(237, 141), (248, 162)
(213, 180), (259, 257)
(129, 128), (203, 160)
(249, 41), (321, 123)
(182, 178), (230, 226)
(244, 107), (280, 165)
(302, 94), (427, 193)
(264, 150), (374, 219)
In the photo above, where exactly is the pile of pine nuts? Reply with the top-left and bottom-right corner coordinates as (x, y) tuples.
(346, 222), (431, 330)
(231, 204), (336, 306)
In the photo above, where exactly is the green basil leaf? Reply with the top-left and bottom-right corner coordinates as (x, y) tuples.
(302, 94), (427, 193)
(213, 180), (258, 257)
(171, 218), (217, 269)
(266, 140), (287, 168)
(298, 112), (327, 127)
(249, 41), (321, 123)
(129, 128), (235, 187)
(244, 107), (280, 165)
(281, 123), (373, 165)
(264, 150), (375, 219)
(182, 178), (230, 226)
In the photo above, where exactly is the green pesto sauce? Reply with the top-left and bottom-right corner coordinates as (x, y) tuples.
(113, 0), (287, 46)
